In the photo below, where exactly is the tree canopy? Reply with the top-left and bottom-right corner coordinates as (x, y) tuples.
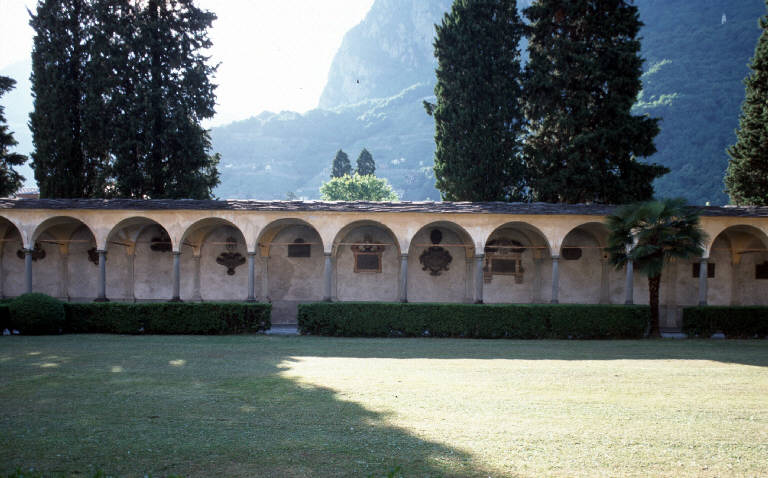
(356, 148), (376, 176)
(320, 174), (399, 201)
(29, 0), (220, 199)
(0, 76), (26, 197)
(426, 0), (527, 201)
(331, 149), (352, 178)
(523, 0), (668, 204)
(724, 2), (768, 205)
(606, 198), (705, 337)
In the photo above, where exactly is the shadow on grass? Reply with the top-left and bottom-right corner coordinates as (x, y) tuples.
(0, 335), (505, 478)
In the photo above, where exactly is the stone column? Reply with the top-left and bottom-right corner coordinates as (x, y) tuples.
(95, 250), (108, 302)
(474, 254), (484, 304)
(323, 252), (333, 302)
(261, 255), (270, 301)
(599, 258), (610, 304)
(247, 252), (257, 302)
(624, 260), (634, 305)
(192, 255), (202, 301)
(24, 248), (32, 294)
(399, 254), (408, 303)
(698, 258), (709, 306)
(550, 255), (560, 304)
(171, 251), (181, 302)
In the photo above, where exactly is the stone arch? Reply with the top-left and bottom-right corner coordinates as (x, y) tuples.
(559, 222), (613, 304)
(0, 216), (25, 298)
(707, 225), (768, 306)
(28, 216), (99, 299)
(406, 221), (475, 303)
(483, 222), (553, 304)
(332, 220), (401, 302)
(257, 218), (325, 308)
(107, 217), (174, 301)
(180, 218), (249, 301)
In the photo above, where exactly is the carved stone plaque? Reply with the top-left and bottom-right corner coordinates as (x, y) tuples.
(17, 242), (46, 262)
(216, 236), (245, 275)
(484, 238), (524, 284)
(419, 229), (452, 276)
(87, 247), (101, 266)
(352, 233), (385, 273)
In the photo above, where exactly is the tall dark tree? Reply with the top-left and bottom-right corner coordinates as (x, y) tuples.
(0, 76), (26, 197)
(724, 2), (768, 206)
(112, 0), (219, 199)
(29, 0), (110, 198)
(426, 0), (527, 202)
(524, 0), (667, 204)
(356, 148), (376, 176)
(331, 149), (352, 178)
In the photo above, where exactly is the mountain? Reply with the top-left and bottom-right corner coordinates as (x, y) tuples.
(211, 0), (765, 204)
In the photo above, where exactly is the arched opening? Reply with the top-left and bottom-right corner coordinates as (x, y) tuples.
(707, 225), (768, 306)
(332, 220), (401, 302)
(257, 219), (325, 323)
(181, 218), (249, 301)
(30, 216), (99, 299)
(484, 223), (552, 304)
(559, 222), (613, 304)
(406, 221), (474, 303)
(107, 217), (174, 301)
(0, 217), (24, 298)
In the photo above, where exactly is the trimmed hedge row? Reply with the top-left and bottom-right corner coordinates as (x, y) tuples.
(298, 302), (650, 339)
(683, 306), (768, 338)
(3, 294), (271, 335)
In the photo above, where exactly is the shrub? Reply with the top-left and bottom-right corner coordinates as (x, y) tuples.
(64, 302), (271, 335)
(298, 302), (649, 339)
(8, 293), (66, 335)
(682, 306), (768, 338)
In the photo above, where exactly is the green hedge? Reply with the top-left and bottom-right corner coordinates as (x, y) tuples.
(9, 293), (66, 335)
(298, 303), (649, 339)
(682, 306), (768, 338)
(64, 302), (271, 335)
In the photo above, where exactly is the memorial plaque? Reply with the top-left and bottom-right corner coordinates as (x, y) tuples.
(562, 247), (582, 260)
(491, 258), (517, 274)
(355, 253), (381, 272)
(288, 238), (311, 257)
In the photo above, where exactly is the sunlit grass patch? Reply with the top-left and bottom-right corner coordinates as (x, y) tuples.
(0, 335), (766, 477)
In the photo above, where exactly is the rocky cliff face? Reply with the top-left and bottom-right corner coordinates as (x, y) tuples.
(318, 0), (452, 108)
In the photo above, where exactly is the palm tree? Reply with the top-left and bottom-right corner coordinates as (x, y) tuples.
(606, 199), (706, 337)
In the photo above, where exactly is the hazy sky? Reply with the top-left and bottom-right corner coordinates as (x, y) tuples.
(0, 0), (376, 125)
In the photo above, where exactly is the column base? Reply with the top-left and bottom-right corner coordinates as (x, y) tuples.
(400, 298), (408, 303)
(698, 301), (708, 306)
(94, 297), (110, 303)
(474, 299), (483, 304)
(550, 299), (559, 304)
(246, 298), (258, 303)
(169, 297), (183, 303)
(625, 300), (634, 305)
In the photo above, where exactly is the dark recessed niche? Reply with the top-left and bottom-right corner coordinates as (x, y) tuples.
(756, 262), (768, 280)
(491, 258), (517, 274)
(355, 253), (381, 272)
(692, 263), (715, 278)
(288, 238), (311, 258)
(562, 247), (582, 261)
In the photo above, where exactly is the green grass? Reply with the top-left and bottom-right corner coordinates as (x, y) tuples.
(1, 336), (767, 477)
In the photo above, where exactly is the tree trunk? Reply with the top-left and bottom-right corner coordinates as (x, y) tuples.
(648, 274), (661, 338)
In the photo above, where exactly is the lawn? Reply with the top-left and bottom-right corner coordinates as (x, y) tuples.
(1, 336), (767, 478)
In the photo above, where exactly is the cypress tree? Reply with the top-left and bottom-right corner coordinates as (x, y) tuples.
(524, 0), (668, 204)
(0, 76), (26, 197)
(724, 2), (768, 206)
(426, 0), (527, 202)
(331, 149), (352, 178)
(356, 148), (376, 176)
(112, 0), (219, 199)
(29, 0), (111, 198)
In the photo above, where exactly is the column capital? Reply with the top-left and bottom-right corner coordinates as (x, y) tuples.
(400, 253), (408, 260)
(96, 249), (107, 255)
(247, 251), (258, 257)
(324, 251), (332, 258)
(551, 254), (560, 260)
(700, 256), (709, 263)
(172, 251), (182, 256)
(474, 253), (485, 260)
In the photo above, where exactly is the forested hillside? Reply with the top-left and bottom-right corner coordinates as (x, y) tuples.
(211, 0), (764, 204)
